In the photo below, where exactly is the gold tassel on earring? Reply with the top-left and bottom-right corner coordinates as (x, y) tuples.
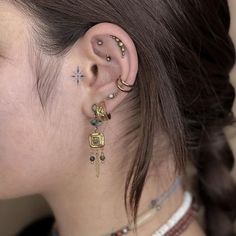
(89, 101), (111, 178)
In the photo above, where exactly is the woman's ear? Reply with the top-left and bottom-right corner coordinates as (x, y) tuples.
(64, 22), (138, 118)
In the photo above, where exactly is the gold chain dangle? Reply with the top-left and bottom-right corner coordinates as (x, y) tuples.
(89, 102), (111, 178)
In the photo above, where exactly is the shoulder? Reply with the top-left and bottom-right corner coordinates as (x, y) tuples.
(16, 215), (55, 236)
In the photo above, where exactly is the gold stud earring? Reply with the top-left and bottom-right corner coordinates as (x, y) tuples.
(97, 40), (103, 46)
(106, 55), (112, 62)
(110, 35), (126, 58)
(89, 101), (111, 178)
(106, 92), (118, 100)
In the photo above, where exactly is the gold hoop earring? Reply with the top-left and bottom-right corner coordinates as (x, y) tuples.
(89, 101), (111, 178)
(116, 76), (134, 93)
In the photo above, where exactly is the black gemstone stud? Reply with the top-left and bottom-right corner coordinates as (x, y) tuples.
(100, 155), (105, 161)
(90, 156), (96, 162)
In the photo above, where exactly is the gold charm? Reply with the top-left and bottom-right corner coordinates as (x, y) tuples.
(89, 152), (105, 178)
(89, 102), (110, 178)
(92, 102), (111, 121)
(89, 130), (105, 148)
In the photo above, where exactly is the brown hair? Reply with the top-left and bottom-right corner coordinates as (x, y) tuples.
(13, 0), (236, 235)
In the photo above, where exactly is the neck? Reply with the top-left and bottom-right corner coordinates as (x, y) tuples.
(42, 158), (189, 236)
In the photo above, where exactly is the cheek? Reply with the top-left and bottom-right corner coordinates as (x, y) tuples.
(0, 117), (50, 199)
(0, 62), (56, 199)
(0, 10), (79, 198)
(0, 54), (84, 199)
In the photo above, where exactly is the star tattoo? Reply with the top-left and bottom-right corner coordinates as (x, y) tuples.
(72, 66), (85, 85)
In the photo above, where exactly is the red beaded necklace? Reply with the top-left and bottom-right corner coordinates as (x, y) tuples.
(165, 198), (199, 236)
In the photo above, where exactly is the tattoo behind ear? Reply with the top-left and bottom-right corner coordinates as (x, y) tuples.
(72, 66), (85, 85)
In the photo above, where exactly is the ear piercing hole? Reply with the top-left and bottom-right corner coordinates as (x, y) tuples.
(97, 40), (103, 46)
(106, 92), (118, 100)
(96, 35), (127, 61)
(110, 35), (126, 58)
(106, 55), (112, 62)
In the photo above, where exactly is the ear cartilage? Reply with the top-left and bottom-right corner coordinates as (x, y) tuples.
(110, 35), (126, 58)
(97, 40), (104, 46)
(106, 92), (118, 100)
(106, 55), (112, 62)
(72, 66), (85, 85)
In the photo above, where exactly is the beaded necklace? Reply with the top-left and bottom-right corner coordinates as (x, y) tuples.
(50, 178), (198, 236)
(151, 192), (198, 236)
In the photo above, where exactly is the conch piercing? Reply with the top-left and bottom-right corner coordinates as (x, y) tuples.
(110, 35), (126, 58)
(89, 101), (111, 178)
(97, 40), (103, 46)
(116, 76), (134, 93)
(97, 40), (112, 62)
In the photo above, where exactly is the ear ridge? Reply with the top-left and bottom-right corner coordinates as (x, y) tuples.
(70, 22), (138, 118)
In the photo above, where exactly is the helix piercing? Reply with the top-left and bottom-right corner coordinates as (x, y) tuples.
(110, 35), (126, 58)
(116, 76), (134, 93)
(72, 66), (85, 85)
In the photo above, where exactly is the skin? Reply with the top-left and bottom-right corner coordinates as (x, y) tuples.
(0, 1), (210, 236)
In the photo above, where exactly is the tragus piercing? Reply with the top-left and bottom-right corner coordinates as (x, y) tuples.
(110, 35), (126, 58)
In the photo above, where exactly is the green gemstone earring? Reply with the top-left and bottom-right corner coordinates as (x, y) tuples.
(89, 102), (111, 178)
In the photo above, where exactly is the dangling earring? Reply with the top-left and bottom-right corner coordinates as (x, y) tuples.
(89, 101), (111, 178)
